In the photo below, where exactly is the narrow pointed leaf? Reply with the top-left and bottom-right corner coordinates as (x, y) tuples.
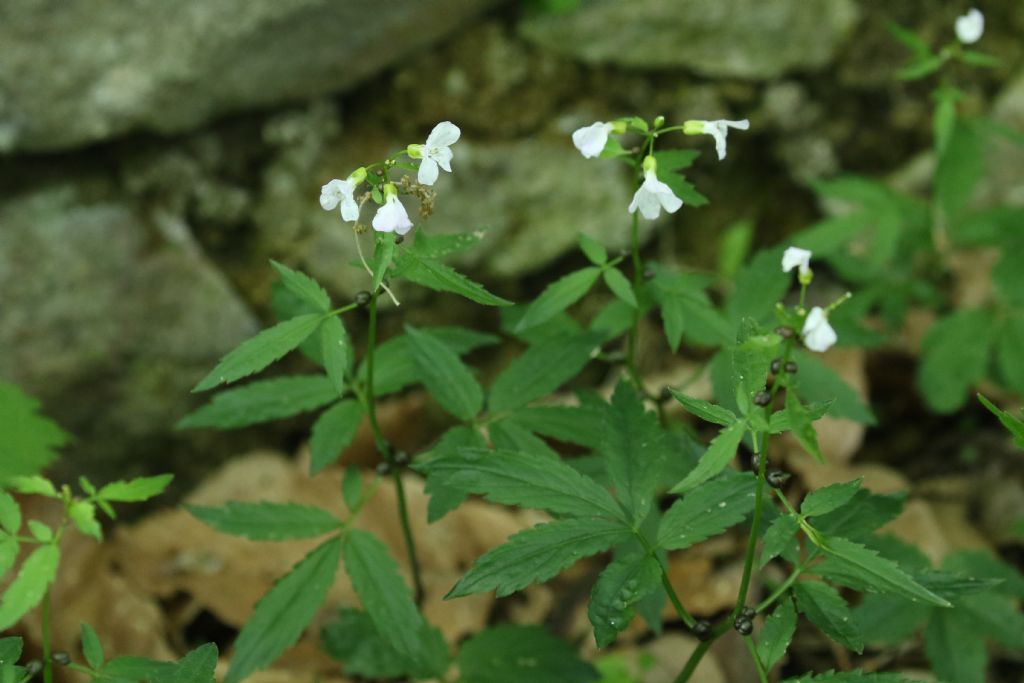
(448, 518), (631, 598)
(602, 268), (637, 308)
(0, 544), (60, 630)
(668, 390), (737, 427)
(398, 252), (511, 306)
(515, 267), (601, 332)
(309, 400), (363, 474)
(193, 314), (323, 392)
(97, 474), (173, 503)
(371, 233), (396, 293)
(670, 420), (747, 493)
(658, 473), (757, 550)
(817, 536), (951, 607)
(188, 502), (340, 541)
(457, 625), (598, 683)
(588, 553), (661, 647)
(270, 261), (330, 312)
(225, 537), (341, 683)
(760, 514), (800, 568)
(794, 581), (864, 653)
(320, 316), (353, 395)
(489, 332), (602, 413)
(405, 325), (483, 421)
(757, 598), (796, 671)
(801, 480), (862, 518)
(81, 623), (105, 669)
(177, 375), (338, 430)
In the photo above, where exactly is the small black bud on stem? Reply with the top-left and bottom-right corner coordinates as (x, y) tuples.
(52, 652), (71, 666)
(375, 462), (392, 476)
(751, 454), (764, 471)
(784, 361), (798, 374)
(733, 616), (753, 635)
(355, 290), (372, 307)
(659, 386), (672, 401)
(394, 451), (410, 466)
(753, 391), (772, 407)
(774, 326), (795, 339)
(770, 358), (782, 374)
(692, 619), (713, 641)
(740, 606), (756, 619)
(26, 660), (43, 675)
(767, 470), (791, 489)
(395, 234), (405, 245)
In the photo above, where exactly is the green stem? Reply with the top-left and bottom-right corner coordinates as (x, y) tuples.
(41, 588), (53, 683)
(673, 621), (730, 683)
(744, 635), (770, 683)
(364, 295), (424, 603)
(756, 564), (806, 613)
(636, 535), (695, 627)
(625, 199), (644, 388)
(734, 432), (769, 614)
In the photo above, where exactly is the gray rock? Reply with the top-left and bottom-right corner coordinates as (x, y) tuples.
(0, 184), (257, 482)
(518, 0), (860, 80)
(0, 0), (497, 153)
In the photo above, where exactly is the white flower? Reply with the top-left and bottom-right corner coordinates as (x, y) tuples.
(410, 121), (461, 186)
(802, 306), (837, 353)
(372, 186), (413, 235)
(955, 8), (984, 44)
(628, 160), (683, 220)
(320, 170), (365, 222)
(572, 121), (614, 159)
(782, 247), (813, 277)
(684, 119), (750, 160)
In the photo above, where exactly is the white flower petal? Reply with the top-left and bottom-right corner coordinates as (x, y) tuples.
(955, 8), (984, 44)
(707, 123), (728, 161)
(425, 121), (461, 148)
(319, 179), (345, 210)
(782, 247), (813, 275)
(418, 157), (440, 186)
(340, 196), (360, 222)
(372, 195), (413, 235)
(802, 306), (838, 353)
(572, 122), (612, 159)
(724, 119), (750, 131)
(628, 171), (682, 219)
(428, 145), (453, 172)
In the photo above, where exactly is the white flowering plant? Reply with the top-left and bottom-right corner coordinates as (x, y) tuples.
(3, 11), (1022, 683)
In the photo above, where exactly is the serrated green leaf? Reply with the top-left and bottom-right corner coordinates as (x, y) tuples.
(602, 268), (637, 308)
(360, 326), (499, 396)
(801, 479), (862, 518)
(322, 608), (408, 679)
(935, 120), (987, 221)
(977, 394), (1024, 448)
(189, 502), (339, 541)
(225, 537), (341, 683)
(269, 261), (330, 312)
(767, 400), (833, 433)
(0, 544), (60, 629)
(97, 474), (173, 503)
(178, 375), (338, 430)
(658, 473), (757, 549)
(488, 419), (560, 460)
(0, 636), (22, 665)
(924, 607), (986, 683)
(448, 518), (631, 598)
(406, 325), (483, 421)
(457, 625), (598, 683)
(0, 494), (19, 536)
(419, 426), (488, 522)
(0, 537), (18, 578)
(507, 404), (607, 450)
(852, 593), (928, 646)
(669, 421), (747, 493)
(343, 530), (448, 678)
(785, 391), (824, 462)
(3, 476), (58, 498)
(341, 466), (362, 512)
(784, 671), (917, 682)
(817, 536), (951, 607)
(793, 581), (863, 653)
(656, 169), (707, 207)
(193, 314), (324, 392)
(918, 309), (996, 413)
(397, 251), (511, 306)
(813, 491), (905, 540)
(408, 230), (483, 259)
(588, 553), (661, 647)
(578, 234), (607, 265)
(0, 382), (69, 480)
(515, 267), (601, 332)
(489, 332), (601, 413)
(309, 400), (363, 474)
(760, 514), (800, 569)
(101, 656), (176, 681)
(81, 622), (105, 669)
(160, 643), (218, 683)
(27, 520), (52, 542)
(414, 448), (624, 521)
(668, 390), (737, 427)
(733, 328), (781, 403)
(654, 149), (700, 172)
(371, 232), (396, 293)
(320, 316), (353, 395)
(726, 249), (790, 326)
(601, 382), (670, 522)
(757, 598), (796, 670)
(651, 270), (731, 350)
(995, 316), (1024, 393)
(69, 501), (102, 541)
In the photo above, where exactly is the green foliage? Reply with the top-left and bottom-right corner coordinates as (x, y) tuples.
(456, 625), (598, 683)
(488, 332), (602, 413)
(193, 314), (324, 392)
(800, 479), (862, 517)
(447, 517), (631, 598)
(395, 249), (512, 306)
(343, 531), (449, 678)
(269, 260), (331, 312)
(658, 473), (757, 550)
(405, 325), (484, 420)
(226, 537), (341, 683)
(322, 609), (410, 679)
(81, 622), (105, 670)
(589, 553), (661, 647)
(670, 420), (747, 493)
(0, 544), (59, 629)
(309, 399), (363, 474)
(917, 308), (996, 413)
(0, 382), (69, 480)
(816, 536), (951, 607)
(515, 267), (602, 332)
(757, 598), (797, 670)
(178, 375), (338, 430)
(188, 502), (340, 541)
(793, 581), (863, 653)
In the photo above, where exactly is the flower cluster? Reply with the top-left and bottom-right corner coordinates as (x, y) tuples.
(319, 121), (461, 235)
(571, 115), (749, 219)
(781, 246), (847, 353)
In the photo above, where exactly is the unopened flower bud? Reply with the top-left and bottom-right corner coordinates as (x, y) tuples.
(770, 359), (782, 374)
(375, 462), (392, 476)
(610, 121), (628, 134)
(767, 470), (791, 489)
(355, 291), (371, 307)
(349, 166), (367, 184)
(753, 391), (772, 407)
(642, 155), (657, 174)
(52, 652), (71, 666)
(774, 325), (795, 339)
(784, 361), (798, 374)
(26, 660), (43, 675)
(741, 606), (756, 619)
(394, 451), (410, 466)
(683, 120), (706, 135)
(733, 616), (753, 635)
(406, 143), (424, 159)
(653, 115), (665, 129)
(692, 619), (713, 641)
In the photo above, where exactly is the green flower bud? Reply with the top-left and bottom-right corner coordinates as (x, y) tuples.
(406, 143), (424, 159)
(610, 121), (628, 134)
(653, 115), (665, 129)
(349, 166), (367, 184)
(642, 155), (657, 174)
(683, 120), (706, 135)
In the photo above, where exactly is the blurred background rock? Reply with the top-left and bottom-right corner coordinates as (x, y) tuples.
(1, 0), (1022, 490)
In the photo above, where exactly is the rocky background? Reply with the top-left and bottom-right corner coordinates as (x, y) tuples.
(2, 0), (1023, 492)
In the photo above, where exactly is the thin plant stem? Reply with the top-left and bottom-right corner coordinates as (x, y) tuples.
(744, 635), (770, 683)
(41, 587), (53, 683)
(673, 621), (731, 683)
(364, 295), (424, 602)
(756, 564), (806, 613)
(734, 432), (769, 613)
(625, 198), (644, 388)
(635, 534), (696, 627)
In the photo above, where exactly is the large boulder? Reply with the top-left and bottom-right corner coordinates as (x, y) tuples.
(0, 183), (258, 483)
(0, 0), (498, 153)
(518, 0), (860, 80)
